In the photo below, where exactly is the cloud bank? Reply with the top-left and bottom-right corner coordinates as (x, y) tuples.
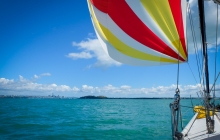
(0, 76), (219, 97)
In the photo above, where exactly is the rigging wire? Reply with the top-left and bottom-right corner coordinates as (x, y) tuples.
(182, 108), (193, 116)
(199, 31), (205, 89)
(210, 72), (220, 93)
(201, 59), (206, 89)
(188, 3), (203, 84)
(195, 2), (206, 90)
(185, 3), (205, 98)
(187, 62), (199, 84)
(187, 62), (206, 93)
(213, 3), (218, 110)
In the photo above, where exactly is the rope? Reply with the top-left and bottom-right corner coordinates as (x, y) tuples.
(177, 57), (180, 90)
(176, 24), (180, 90)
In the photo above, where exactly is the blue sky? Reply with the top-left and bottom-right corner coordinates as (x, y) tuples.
(0, 0), (219, 97)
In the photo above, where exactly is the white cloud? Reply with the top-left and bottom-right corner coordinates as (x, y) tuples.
(73, 87), (80, 92)
(67, 38), (121, 68)
(34, 75), (39, 79)
(19, 75), (27, 82)
(41, 73), (51, 76)
(120, 85), (131, 90)
(82, 85), (94, 92)
(88, 32), (96, 38)
(67, 52), (93, 59)
(33, 73), (51, 79)
(0, 78), (14, 84)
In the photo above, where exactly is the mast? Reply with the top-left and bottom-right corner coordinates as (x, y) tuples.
(198, 0), (210, 94)
(198, 0), (214, 133)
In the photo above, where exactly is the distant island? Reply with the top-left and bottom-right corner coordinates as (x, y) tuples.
(79, 95), (199, 99)
(80, 95), (108, 99)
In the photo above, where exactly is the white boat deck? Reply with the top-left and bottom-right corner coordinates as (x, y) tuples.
(182, 113), (220, 140)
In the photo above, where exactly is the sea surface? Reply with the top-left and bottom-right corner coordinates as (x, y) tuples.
(0, 98), (217, 140)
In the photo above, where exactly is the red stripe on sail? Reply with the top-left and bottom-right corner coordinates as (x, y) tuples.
(90, 0), (108, 13)
(168, 0), (187, 57)
(91, 0), (185, 61)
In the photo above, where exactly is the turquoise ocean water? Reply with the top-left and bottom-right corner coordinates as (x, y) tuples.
(0, 98), (215, 140)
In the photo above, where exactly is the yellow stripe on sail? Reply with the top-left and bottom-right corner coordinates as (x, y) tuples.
(98, 23), (179, 63)
(88, 1), (107, 41)
(89, 2), (178, 63)
(140, 0), (187, 60)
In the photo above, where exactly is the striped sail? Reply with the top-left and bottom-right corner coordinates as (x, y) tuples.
(87, 0), (188, 66)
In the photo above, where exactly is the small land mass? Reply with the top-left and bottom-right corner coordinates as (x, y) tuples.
(80, 95), (108, 99)
(79, 95), (200, 99)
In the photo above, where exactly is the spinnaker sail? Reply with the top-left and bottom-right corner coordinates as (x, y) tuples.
(87, 0), (188, 65)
